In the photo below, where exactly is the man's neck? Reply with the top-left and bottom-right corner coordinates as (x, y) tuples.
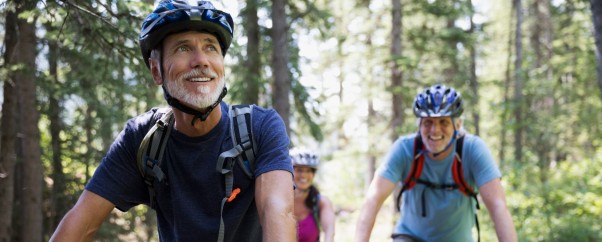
(427, 145), (454, 161)
(172, 104), (222, 137)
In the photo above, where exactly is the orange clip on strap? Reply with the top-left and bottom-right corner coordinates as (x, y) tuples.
(227, 188), (241, 202)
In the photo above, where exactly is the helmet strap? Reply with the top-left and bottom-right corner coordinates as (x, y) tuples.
(163, 86), (228, 126)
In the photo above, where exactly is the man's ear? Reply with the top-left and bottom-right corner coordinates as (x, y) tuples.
(455, 118), (463, 130)
(149, 58), (163, 85)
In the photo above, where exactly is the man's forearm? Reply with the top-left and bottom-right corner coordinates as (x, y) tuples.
(492, 208), (517, 242)
(480, 179), (517, 242)
(261, 207), (296, 242)
(256, 170), (296, 242)
(354, 200), (380, 242)
(50, 190), (114, 242)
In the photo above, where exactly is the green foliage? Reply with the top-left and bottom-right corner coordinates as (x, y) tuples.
(503, 153), (602, 241)
(9, 0), (601, 240)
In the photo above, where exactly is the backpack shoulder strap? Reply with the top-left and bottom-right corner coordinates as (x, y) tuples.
(216, 104), (257, 178)
(451, 135), (482, 242)
(136, 108), (174, 208)
(396, 134), (425, 211)
(215, 104), (257, 242)
(229, 104), (257, 177)
(451, 136), (478, 198)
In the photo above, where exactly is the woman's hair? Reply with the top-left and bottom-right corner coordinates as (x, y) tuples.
(305, 185), (320, 209)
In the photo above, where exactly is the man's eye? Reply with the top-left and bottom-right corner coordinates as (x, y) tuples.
(208, 45), (217, 52)
(176, 46), (189, 52)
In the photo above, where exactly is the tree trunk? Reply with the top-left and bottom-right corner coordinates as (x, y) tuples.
(363, 0), (375, 188)
(513, 0), (524, 162)
(271, 0), (291, 136)
(390, 0), (404, 216)
(82, 78), (97, 184)
(334, 0), (348, 148)
(367, 100), (376, 188)
(17, 0), (43, 240)
(390, 0), (404, 141)
(591, 0), (602, 101)
(244, 0), (261, 105)
(443, 19), (459, 83)
(47, 27), (68, 236)
(530, 0), (554, 233)
(0, 4), (20, 241)
(530, 0), (554, 172)
(500, 5), (515, 168)
(467, 0), (480, 136)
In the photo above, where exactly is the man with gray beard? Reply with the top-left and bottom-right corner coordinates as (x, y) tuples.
(50, 1), (296, 241)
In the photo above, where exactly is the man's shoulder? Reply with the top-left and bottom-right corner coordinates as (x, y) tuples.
(394, 133), (419, 147)
(222, 102), (274, 114)
(460, 133), (487, 149)
(121, 107), (172, 139)
(132, 107), (171, 123)
(225, 102), (280, 122)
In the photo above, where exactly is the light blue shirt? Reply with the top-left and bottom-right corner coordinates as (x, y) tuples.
(378, 133), (501, 242)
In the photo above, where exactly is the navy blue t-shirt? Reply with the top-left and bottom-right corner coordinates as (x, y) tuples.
(86, 102), (292, 241)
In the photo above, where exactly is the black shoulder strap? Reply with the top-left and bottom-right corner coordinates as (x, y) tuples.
(452, 135), (481, 242)
(136, 108), (174, 208)
(215, 104), (257, 242)
(396, 134), (425, 211)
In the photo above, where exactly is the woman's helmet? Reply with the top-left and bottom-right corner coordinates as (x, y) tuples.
(412, 84), (464, 118)
(289, 148), (320, 170)
(139, 0), (234, 68)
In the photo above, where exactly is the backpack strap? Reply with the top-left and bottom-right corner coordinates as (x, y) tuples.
(451, 136), (478, 198)
(136, 108), (174, 209)
(396, 134), (425, 211)
(395, 134), (482, 242)
(229, 104), (257, 177)
(215, 104), (257, 242)
(451, 135), (481, 242)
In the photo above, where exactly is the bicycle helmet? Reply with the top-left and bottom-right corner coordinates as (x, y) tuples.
(290, 148), (320, 170)
(413, 84), (464, 118)
(139, 0), (234, 68)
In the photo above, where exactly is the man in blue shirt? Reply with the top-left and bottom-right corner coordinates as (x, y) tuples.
(50, 1), (295, 241)
(355, 84), (516, 242)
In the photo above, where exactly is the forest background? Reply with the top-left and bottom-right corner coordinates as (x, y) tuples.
(1, 0), (601, 241)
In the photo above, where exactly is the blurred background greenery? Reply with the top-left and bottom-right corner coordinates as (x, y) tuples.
(1, 0), (601, 241)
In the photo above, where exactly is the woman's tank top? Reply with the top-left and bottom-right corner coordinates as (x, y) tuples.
(297, 213), (319, 242)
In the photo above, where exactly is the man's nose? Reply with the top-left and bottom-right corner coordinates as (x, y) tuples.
(190, 50), (209, 68)
(429, 122), (440, 132)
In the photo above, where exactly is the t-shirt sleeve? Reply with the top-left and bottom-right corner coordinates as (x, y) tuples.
(377, 135), (414, 184)
(252, 107), (293, 177)
(465, 135), (502, 188)
(85, 112), (156, 211)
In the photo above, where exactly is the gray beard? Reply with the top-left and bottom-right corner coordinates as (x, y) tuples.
(165, 77), (225, 109)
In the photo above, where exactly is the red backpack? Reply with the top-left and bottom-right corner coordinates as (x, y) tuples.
(395, 135), (481, 241)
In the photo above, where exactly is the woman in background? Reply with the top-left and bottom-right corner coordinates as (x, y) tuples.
(290, 148), (336, 242)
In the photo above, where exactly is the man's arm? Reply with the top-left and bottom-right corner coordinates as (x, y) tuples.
(50, 190), (115, 241)
(354, 175), (397, 242)
(479, 178), (517, 242)
(319, 195), (336, 242)
(255, 170), (296, 242)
